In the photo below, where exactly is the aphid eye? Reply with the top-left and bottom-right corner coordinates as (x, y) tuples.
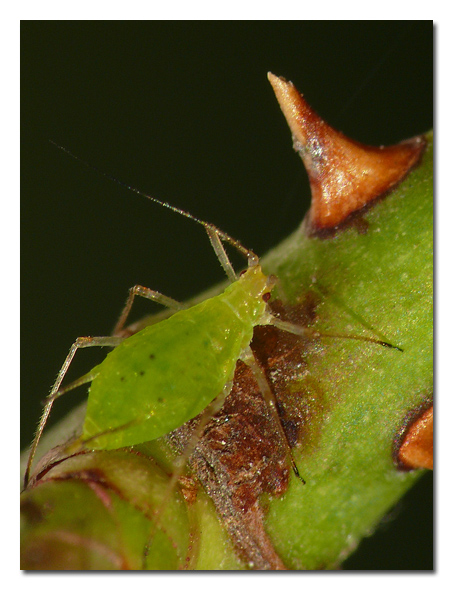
(262, 292), (271, 302)
(239, 269), (247, 277)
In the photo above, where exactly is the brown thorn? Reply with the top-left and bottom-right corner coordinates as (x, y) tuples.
(397, 405), (433, 470)
(268, 73), (426, 231)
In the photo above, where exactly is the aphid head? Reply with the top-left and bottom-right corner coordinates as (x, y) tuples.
(237, 265), (276, 300)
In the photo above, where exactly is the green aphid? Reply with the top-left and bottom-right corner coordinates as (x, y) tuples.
(82, 263), (274, 451)
(24, 147), (401, 489)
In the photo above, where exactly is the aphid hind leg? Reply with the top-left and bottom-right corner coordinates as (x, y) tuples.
(241, 346), (305, 484)
(24, 335), (124, 489)
(113, 286), (187, 336)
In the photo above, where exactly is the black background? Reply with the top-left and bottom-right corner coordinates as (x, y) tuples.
(21, 21), (433, 570)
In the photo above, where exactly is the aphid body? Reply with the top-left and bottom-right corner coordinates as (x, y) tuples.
(83, 264), (273, 450)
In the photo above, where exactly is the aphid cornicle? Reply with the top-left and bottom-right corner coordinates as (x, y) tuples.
(24, 146), (402, 489)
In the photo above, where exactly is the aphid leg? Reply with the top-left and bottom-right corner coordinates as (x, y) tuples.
(241, 346), (305, 484)
(269, 316), (403, 351)
(113, 286), (187, 336)
(45, 368), (99, 404)
(67, 417), (141, 453)
(24, 335), (124, 489)
(142, 381), (234, 566)
(204, 225), (260, 282)
(204, 226), (238, 282)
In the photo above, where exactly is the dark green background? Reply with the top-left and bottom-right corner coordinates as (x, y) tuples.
(21, 21), (433, 570)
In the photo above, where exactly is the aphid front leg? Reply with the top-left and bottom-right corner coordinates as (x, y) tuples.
(24, 335), (123, 488)
(113, 285), (187, 336)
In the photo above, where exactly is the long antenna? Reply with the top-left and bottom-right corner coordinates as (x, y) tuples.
(50, 141), (253, 260)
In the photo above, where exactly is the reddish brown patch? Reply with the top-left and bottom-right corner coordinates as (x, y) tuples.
(395, 404), (433, 470)
(268, 73), (426, 232)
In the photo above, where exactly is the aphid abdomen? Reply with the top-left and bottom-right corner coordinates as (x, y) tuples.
(82, 268), (269, 450)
